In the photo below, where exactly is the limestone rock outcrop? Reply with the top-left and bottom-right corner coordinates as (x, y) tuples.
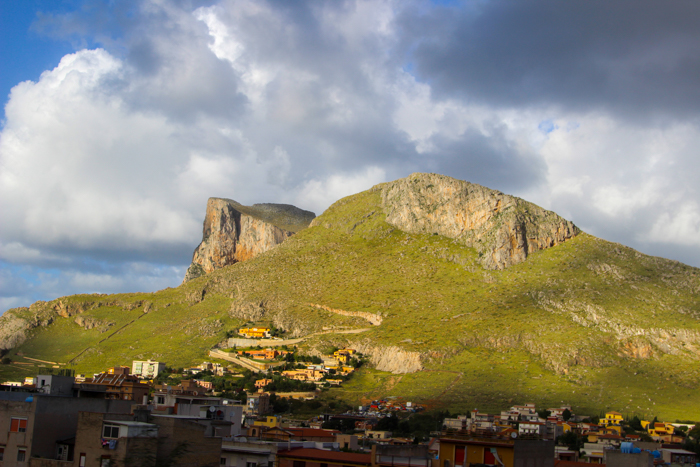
(379, 173), (579, 269)
(183, 198), (315, 282)
(353, 341), (423, 374)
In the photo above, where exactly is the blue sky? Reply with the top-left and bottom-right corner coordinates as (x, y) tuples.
(2, 0), (700, 312)
(0, 2), (75, 103)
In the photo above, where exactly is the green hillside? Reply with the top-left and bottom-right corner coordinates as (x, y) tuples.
(2, 178), (699, 420)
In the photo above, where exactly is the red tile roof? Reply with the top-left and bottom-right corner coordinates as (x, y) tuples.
(278, 448), (371, 465)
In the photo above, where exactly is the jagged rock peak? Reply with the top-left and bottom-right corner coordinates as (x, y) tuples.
(183, 198), (315, 283)
(379, 173), (580, 269)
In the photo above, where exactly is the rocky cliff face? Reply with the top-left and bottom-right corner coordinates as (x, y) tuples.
(183, 198), (315, 282)
(380, 173), (579, 269)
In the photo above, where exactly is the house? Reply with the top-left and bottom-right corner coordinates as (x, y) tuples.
(195, 380), (214, 391)
(239, 349), (286, 360)
(131, 360), (166, 379)
(277, 447), (372, 467)
(238, 328), (271, 338)
(443, 415), (469, 431)
(438, 432), (555, 467)
(75, 372), (151, 402)
(253, 415), (280, 428)
(366, 431), (393, 440)
(519, 421), (547, 437)
(0, 391), (134, 466)
(221, 438), (282, 467)
(255, 379), (273, 389)
(554, 446), (579, 462)
(247, 392), (271, 415)
(580, 442), (608, 464)
(372, 444), (437, 467)
(73, 409), (222, 467)
(281, 369), (324, 382)
(596, 434), (624, 447)
(511, 403), (539, 422)
(106, 366), (131, 375)
(547, 406), (573, 419)
(599, 412), (624, 429)
(645, 421), (674, 436)
(660, 448), (697, 465)
(151, 393), (244, 437)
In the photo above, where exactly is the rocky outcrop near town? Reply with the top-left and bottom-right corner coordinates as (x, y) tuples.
(379, 173), (579, 269)
(308, 303), (383, 326)
(353, 341), (423, 374)
(183, 198), (315, 282)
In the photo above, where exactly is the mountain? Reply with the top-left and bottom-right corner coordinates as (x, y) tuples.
(1, 173), (699, 420)
(183, 198), (316, 282)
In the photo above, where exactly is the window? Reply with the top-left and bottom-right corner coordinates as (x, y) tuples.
(17, 449), (26, 462)
(321, 463), (328, 467)
(156, 396), (165, 404)
(101, 456), (111, 467)
(79, 453), (86, 467)
(221, 458), (227, 465)
(246, 462), (257, 467)
(0, 446), (4, 461)
(102, 424), (120, 439)
(293, 461), (306, 467)
(10, 418), (27, 432)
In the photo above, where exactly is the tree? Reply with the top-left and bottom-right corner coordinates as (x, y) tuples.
(557, 432), (583, 453)
(376, 416), (399, 431)
(630, 416), (644, 431)
(562, 409), (572, 421)
(689, 425), (700, 440)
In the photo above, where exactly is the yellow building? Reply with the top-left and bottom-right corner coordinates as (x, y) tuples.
(562, 421), (576, 433)
(238, 327), (271, 338)
(439, 434), (553, 467)
(253, 415), (279, 428)
(599, 411), (624, 427)
(644, 421), (675, 436)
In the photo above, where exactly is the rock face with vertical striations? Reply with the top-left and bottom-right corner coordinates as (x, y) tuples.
(380, 173), (579, 269)
(183, 198), (315, 282)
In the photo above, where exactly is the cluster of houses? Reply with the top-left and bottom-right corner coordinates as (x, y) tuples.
(241, 348), (357, 388)
(441, 403), (698, 465)
(1, 361), (697, 467)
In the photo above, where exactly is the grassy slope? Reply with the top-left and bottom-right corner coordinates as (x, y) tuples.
(2, 187), (700, 420)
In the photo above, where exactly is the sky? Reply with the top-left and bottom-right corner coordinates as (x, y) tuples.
(2, 0), (700, 312)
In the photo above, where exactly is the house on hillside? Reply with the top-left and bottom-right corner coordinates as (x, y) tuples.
(131, 360), (166, 379)
(238, 327), (271, 338)
(599, 411), (623, 430)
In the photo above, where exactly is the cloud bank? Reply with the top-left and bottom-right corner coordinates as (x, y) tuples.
(2, 0), (700, 310)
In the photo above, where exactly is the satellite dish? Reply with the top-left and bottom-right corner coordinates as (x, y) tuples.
(209, 406), (217, 412)
(511, 432), (518, 439)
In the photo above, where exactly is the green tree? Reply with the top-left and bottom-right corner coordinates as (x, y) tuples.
(630, 416), (644, 431)
(557, 432), (583, 452)
(562, 409), (572, 421)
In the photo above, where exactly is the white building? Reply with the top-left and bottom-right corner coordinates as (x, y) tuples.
(132, 360), (166, 379)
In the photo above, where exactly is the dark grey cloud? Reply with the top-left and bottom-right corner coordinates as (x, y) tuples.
(424, 128), (546, 194)
(401, 0), (700, 119)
